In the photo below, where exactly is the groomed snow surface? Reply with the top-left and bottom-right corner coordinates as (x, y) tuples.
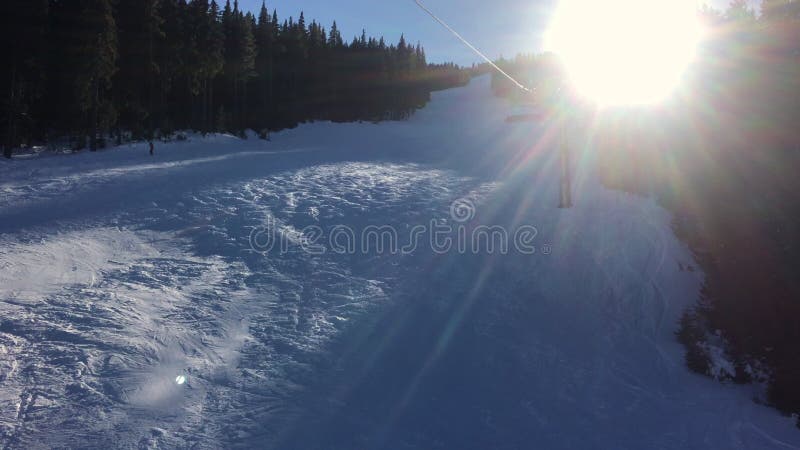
(1, 76), (798, 449)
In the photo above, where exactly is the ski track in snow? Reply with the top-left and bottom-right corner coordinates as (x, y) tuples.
(0, 76), (798, 449)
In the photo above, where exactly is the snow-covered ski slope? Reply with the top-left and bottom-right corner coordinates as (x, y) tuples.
(0, 76), (798, 449)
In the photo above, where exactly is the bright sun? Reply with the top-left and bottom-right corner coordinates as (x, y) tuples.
(544, 0), (702, 105)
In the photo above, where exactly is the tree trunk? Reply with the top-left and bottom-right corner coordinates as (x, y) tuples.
(209, 81), (214, 132)
(558, 122), (572, 208)
(189, 78), (196, 129)
(268, 57), (274, 124)
(233, 77), (238, 131)
(268, 71), (271, 114)
(4, 62), (18, 159)
(242, 80), (248, 131)
(201, 78), (208, 133)
(148, 12), (155, 138)
(90, 78), (99, 152)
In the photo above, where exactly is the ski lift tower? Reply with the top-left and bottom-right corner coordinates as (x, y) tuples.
(556, 85), (574, 209)
(414, 0), (574, 209)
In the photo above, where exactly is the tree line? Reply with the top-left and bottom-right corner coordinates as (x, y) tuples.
(675, 0), (800, 425)
(0, 0), (470, 157)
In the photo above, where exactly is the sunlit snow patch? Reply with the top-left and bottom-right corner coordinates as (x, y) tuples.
(0, 227), (161, 303)
(0, 226), (256, 448)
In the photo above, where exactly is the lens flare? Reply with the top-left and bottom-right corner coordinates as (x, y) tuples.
(544, 0), (702, 105)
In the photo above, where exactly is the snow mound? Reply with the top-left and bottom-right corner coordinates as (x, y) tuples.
(0, 228), (159, 303)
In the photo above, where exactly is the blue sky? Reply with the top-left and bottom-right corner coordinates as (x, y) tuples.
(236, 0), (750, 66)
(237, 0), (557, 65)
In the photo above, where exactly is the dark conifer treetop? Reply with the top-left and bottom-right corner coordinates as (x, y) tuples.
(1, 0), (470, 154)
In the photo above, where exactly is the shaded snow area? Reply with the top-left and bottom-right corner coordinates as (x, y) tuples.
(1, 76), (799, 449)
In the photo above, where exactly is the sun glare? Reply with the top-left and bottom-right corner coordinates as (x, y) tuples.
(544, 0), (702, 105)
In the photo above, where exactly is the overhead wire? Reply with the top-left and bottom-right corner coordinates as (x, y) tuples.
(412, 0), (532, 93)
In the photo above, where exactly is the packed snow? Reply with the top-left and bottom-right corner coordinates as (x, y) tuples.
(0, 76), (798, 449)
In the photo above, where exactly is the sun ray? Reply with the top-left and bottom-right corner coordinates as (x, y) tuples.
(544, 0), (702, 105)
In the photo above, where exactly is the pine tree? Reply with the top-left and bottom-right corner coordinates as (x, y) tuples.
(114, 0), (163, 138)
(1, 0), (48, 157)
(298, 12), (307, 40)
(396, 34), (411, 76)
(725, 0), (756, 23)
(51, 0), (118, 150)
(328, 21), (343, 48)
(761, 0), (796, 21)
(222, 1), (255, 130)
(255, 1), (275, 116)
(155, 0), (187, 132)
(199, 1), (221, 131)
(359, 29), (368, 49)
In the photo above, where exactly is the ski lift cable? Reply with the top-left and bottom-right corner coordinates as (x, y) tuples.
(413, 0), (532, 93)
(414, 0), (574, 209)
